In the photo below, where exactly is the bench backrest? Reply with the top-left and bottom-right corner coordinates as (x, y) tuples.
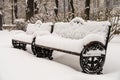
(53, 21), (110, 40)
(26, 23), (40, 34)
(38, 22), (53, 32)
(26, 22), (53, 34)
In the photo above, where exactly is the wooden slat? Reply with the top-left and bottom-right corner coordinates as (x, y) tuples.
(35, 44), (80, 56)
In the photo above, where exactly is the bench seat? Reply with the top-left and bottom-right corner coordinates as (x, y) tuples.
(12, 33), (35, 44)
(35, 34), (83, 54)
(35, 34), (105, 55)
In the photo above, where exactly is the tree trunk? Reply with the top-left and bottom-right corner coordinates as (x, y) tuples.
(26, 0), (34, 20)
(54, 0), (58, 17)
(68, 0), (70, 12)
(11, 2), (14, 24)
(14, 0), (18, 18)
(85, 0), (90, 20)
(70, 0), (74, 19)
(63, 0), (65, 21)
(0, 11), (2, 30)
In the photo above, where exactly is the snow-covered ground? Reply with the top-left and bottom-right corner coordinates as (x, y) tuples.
(0, 30), (120, 80)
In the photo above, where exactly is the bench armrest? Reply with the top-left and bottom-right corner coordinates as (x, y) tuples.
(83, 34), (105, 46)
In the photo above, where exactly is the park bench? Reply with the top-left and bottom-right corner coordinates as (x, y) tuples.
(12, 17), (111, 74)
(12, 20), (53, 51)
(31, 18), (111, 74)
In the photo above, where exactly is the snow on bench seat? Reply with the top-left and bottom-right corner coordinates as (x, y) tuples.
(12, 22), (53, 44)
(35, 34), (105, 54)
(35, 19), (109, 55)
(35, 34), (83, 54)
(12, 33), (35, 43)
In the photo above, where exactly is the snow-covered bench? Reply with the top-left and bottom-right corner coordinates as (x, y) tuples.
(31, 18), (111, 74)
(12, 20), (53, 51)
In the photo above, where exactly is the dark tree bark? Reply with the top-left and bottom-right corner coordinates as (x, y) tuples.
(54, 0), (58, 17)
(9, 0), (14, 23)
(34, 1), (39, 14)
(14, 0), (18, 18)
(11, 3), (14, 24)
(63, 0), (65, 21)
(68, 0), (70, 12)
(0, 11), (2, 30)
(26, 0), (34, 20)
(85, 0), (90, 20)
(70, 0), (74, 19)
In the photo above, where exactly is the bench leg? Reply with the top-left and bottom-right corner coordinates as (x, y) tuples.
(80, 41), (105, 74)
(12, 40), (26, 50)
(46, 49), (53, 60)
(32, 44), (53, 59)
(97, 68), (103, 74)
(35, 46), (46, 57)
(31, 41), (37, 55)
(31, 44), (53, 59)
(37, 48), (53, 60)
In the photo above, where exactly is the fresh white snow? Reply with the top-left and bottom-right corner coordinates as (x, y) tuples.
(12, 22), (53, 43)
(12, 18), (109, 46)
(0, 30), (120, 80)
(54, 20), (109, 40)
(35, 20), (108, 54)
(35, 34), (105, 54)
(83, 50), (105, 56)
(12, 33), (35, 43)
(35, 34), (84, 53)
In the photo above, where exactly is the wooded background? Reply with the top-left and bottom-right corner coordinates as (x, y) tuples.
(0, 0), (120, 24)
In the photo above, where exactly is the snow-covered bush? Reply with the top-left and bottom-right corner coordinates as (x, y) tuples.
(107, 7), (120, 41)
(89, 8), (120, 41)
(14, 19), (27, 31)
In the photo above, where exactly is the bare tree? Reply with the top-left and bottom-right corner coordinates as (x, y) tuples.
(0, 10), (3, 30)
(26, 0), (34, 20)
(54, 0), (58, 16)
(14, 0), (18, 18)
(69, 0), (74, 19)
(85, 0), (90, 20)
(67, 0), (74, 20)
(108, 9), (120, 41)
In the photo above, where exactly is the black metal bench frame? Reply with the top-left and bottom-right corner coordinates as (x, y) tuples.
(12, 23), (111, 74)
